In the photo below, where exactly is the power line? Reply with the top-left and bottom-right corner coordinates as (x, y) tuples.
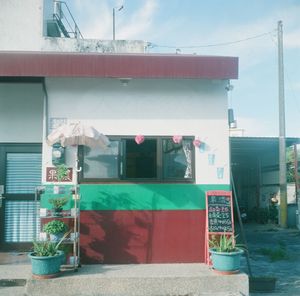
(149, 29), (277, 50)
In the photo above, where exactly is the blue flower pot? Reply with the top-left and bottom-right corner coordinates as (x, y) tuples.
(28, 251), (64, 278)
(209, 248), (243, 273)
(49, 233), (64, 242)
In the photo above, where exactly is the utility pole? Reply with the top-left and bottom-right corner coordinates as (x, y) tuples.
(278, 20), (287, 228)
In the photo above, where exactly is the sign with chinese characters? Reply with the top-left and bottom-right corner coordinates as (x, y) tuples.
(205, 190), (235, 265)
(46, 167), (73, 182)
(206, 192), (233, 233)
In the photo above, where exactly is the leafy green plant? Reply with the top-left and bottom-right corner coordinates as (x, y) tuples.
(55, 164), (69, 182)
(269, 204), (278, 223)
(209, 234), (246, 253)
(32, 231), (71, 257)
(258, 241), (289, 261)
(49, 197), (69, 211)
(43, 220), (68, 235)
(32, 241), (58, 257)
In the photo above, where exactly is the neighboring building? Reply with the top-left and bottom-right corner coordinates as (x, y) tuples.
(230, 137), (300, 227)
(0, 0), (147, 53)
(0, 0), (239, 263)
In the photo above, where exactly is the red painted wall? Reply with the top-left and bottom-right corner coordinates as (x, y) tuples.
(80, 210), (206, 264)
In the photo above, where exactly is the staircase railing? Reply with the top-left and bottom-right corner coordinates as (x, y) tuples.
(53, 1), (84, 39)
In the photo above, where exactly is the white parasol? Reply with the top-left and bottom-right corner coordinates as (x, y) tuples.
(47, 122), (110, 149)
(47, 121), (110, 182)
(46, 122), (109, 269)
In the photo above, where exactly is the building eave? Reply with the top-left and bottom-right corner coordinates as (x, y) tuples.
(0, 51), (238, 79)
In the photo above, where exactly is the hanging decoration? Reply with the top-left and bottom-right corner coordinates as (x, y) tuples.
(193, 138), (201, 148)
(135, 135), (145, 145)
(172, 135), (183, 144)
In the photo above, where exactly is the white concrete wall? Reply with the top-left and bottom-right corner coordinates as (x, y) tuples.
(43, 77), (230, 185)
(0, 83), (44, 142)
(0, 0), (146, 53)
(0, 0), (43, 51)
(42, 38), (147, 53)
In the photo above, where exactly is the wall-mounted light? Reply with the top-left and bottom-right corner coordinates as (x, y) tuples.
(225, 83), (234, 91)
(119, 78), (131, 86)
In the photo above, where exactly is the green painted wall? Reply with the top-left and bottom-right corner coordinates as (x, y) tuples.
(41, 184), (230, 210)
(80, 184), (230, 210)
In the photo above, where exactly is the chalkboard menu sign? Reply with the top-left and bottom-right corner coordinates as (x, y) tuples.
(206, 191), (233, 233)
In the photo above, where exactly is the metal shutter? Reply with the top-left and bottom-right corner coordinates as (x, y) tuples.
(6, 153), (42, 194)
(4, 201), (40, 242)
(4, 153), (42, 242)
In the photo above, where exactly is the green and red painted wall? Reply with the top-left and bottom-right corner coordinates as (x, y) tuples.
(78, 183), (229, 264)
(28, 52), (238, 264)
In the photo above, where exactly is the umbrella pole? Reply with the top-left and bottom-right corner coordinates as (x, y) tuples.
(74, 149), (82, 268)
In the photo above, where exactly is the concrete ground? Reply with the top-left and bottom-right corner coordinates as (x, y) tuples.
(239, 223), (300, 296)
(0, 261), (248, 296)
(1, 223), (299, 295)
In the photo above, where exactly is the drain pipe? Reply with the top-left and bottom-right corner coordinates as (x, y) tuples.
(42, 77), (49, 139)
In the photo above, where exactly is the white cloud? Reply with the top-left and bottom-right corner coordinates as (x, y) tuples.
(149, 4), (300, 70)
(236, 117), (278, 137)
(288, 82), (300, 91)
(70, 0), (158, 40)
(118, 0), (158, 39)
(284, 29), (300, 49)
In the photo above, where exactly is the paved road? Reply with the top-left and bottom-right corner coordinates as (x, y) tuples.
(240, 223), (300, 296)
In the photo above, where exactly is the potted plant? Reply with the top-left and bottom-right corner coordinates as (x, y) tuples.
(53, 164), (69, 194)
(28, 232), (69, 279)
(56, 164), (69, 182)
(48, 196), (69, 217)
(43, 220), (68, 242)
(209, 234), (244, 274)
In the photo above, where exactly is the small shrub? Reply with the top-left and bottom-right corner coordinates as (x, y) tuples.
(258, 244), (289, 262)
(43, 220), (68, 235)
(269, 204), (278, 223)
(49, 197), (69, 210)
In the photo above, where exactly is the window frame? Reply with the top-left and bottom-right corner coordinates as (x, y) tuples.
(79, 136), (195, 184)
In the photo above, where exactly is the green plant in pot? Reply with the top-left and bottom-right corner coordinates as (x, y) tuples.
(43, 220), (68, 242)
(48, 196), (68, 217)
(28, 231), (70, 279)
(209, 234), (244, 274)
(56, 164), (69, 182)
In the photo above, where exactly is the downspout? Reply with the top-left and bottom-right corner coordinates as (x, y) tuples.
(42, 77), (49, 139)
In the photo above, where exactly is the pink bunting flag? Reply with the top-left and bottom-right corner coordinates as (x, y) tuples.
(135, 135), (145, 144)
(193, 139), (201, 147)
(172, 135), (183, 144)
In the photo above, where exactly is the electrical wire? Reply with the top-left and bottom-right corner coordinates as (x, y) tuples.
(149, 29), (277, 50)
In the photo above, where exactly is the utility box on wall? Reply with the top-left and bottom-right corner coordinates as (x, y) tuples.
(52, 142), (65, 165)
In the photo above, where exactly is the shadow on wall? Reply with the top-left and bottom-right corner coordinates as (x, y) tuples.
(80, 209), (153, 264)
(79, 184), (208, 264)
(80, 184), (206, 211)
(80, 209), (206, 264)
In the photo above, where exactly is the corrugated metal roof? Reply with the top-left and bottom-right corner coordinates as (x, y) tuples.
(230, 136), (300, 156)
(0, 51), (238, 79)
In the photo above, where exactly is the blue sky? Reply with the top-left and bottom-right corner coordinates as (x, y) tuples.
(65, 0), (300, 137)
